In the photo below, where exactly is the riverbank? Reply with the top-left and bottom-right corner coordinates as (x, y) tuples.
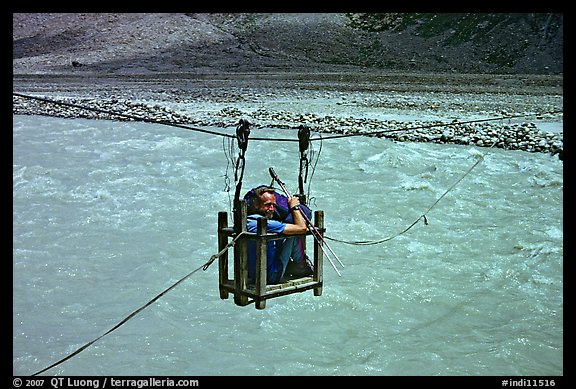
(12, 72), (563, 159)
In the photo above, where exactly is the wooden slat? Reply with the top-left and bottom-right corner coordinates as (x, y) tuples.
(233, 200), (249, 306)
(255, 217), (267, 309)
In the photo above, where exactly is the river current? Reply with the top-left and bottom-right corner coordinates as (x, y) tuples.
(13, 114), (563, 376)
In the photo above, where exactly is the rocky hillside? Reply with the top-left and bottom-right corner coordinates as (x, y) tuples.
(13, 13), (563, 75)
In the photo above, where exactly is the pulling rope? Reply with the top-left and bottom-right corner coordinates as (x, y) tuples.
(325, 123), (505, 246)
(31, 232), (247, 376)
(305, 132), (323, 204)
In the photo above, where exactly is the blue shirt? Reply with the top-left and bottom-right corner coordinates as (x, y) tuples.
(246, 215), (286, 281)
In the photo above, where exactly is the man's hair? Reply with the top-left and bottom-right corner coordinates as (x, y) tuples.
(253, 186), (276, 206)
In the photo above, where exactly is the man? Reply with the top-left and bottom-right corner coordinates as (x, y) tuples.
(246, 186), (314, 284)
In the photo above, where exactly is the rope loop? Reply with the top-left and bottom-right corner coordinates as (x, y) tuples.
(298, 124), (311, 154)
(236, 119), (250, 152)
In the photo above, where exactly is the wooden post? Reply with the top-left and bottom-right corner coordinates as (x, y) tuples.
(313, 210), (324, 296)
(255, 217), (268, 309)
(218, 211), (229, 300)
(233, 200), (249, 306)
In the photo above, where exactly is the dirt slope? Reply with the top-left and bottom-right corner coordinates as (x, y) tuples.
(13, 13), (563, 75)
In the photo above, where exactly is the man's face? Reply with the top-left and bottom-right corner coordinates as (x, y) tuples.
(256, 192), (277, 219)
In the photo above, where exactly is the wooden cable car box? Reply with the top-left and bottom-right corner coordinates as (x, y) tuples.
(217, 199), (324, 309)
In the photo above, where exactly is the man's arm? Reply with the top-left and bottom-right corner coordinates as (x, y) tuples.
(281, 197), (308, 235)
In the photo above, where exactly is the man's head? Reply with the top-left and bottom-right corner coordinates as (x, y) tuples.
(253, 186), (277, 219)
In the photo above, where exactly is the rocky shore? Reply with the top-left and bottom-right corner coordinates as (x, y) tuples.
(13, 90), (563, 160)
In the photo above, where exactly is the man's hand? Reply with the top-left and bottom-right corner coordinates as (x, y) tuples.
(288, 196), (301, 211)
(283, 196), (307, 234)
